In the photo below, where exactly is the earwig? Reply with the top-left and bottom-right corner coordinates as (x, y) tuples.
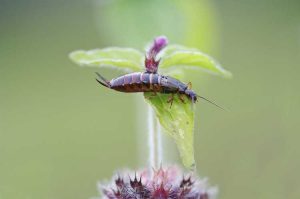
(95, 36), (223, 109)
(96, 72), (197, 102)
(96, 72), (224, 109)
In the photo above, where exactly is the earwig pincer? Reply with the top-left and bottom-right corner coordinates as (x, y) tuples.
(96, 36), (221, 108)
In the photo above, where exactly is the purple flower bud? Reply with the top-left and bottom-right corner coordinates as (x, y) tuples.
(151, 36), (168, 55)
(145, 36), (169, 73)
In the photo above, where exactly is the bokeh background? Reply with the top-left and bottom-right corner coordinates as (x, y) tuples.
(1, 0), (299, 198)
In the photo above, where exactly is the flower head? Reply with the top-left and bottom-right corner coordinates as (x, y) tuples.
(145, 36), (168, 73)
(149, 36), (169, 56)
(100, 166), (218, 199)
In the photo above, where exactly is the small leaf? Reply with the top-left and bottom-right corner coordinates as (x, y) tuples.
(159, 45), (232, 78)
(69, 47), (144, 72)
(144, 93), (195, 170)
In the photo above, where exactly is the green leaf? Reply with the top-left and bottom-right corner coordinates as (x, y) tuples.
(69, 47), (144, 72)
(144, 93), (195, 170)
(159, 45), (232, 78)
(160, 44), (198, 56)
(162, 69), (185, 80)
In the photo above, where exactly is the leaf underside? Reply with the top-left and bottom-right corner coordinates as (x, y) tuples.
(69, 47), (144, 72)
(144, 93), (195, 170)
(160, 45), (232, 78)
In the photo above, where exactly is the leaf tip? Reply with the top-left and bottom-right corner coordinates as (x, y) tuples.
(222, 70), (233, 79)
(68, 50), (84, 64)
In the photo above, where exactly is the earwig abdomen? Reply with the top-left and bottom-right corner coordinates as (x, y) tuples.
(96, 71), (198, 102)
(109, 72), (163, 93)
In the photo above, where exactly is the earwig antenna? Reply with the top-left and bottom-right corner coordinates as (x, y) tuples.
(95, 72), (110, 88)
(197, 95), (228, 111)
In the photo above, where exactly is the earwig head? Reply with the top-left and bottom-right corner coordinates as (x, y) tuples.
(185, 89), (197, 103)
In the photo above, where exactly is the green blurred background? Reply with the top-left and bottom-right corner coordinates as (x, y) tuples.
(1, 0), (299, 198)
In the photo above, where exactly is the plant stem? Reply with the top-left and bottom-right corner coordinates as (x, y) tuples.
(147, 104), (162, 170)
(156, 117), (163, 167)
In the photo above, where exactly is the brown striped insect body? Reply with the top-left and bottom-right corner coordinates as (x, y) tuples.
(96, 72), (198, 103)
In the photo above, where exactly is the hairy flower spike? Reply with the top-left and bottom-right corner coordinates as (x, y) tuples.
(129, 175), (143, 190)
(100, 166), (218, 199)
(145, 36), (168, 73)
(115, 176), (124, 188)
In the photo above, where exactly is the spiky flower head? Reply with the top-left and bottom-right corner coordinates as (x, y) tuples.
(100, 166), (218, 199)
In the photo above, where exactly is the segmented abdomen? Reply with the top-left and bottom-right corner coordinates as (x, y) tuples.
(109, 72), (162, 92)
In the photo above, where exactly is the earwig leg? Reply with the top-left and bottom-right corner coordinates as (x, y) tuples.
(145, 92), (157, 100)
(151, 92), (157, 97)
(167, 94), (174, 108)
(178, 93), (186, 103)
(187, 82), (192, 89)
